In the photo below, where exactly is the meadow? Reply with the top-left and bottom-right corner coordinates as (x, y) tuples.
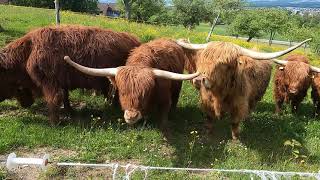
(0, 5), (320, 179)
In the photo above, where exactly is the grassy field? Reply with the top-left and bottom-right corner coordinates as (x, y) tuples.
(0, 5), (320, 179)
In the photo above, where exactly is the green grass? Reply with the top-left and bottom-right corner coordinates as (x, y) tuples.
(1, 5), (320, 179)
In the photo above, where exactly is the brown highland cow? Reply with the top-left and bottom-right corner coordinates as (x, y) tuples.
(63, 39), (199, 131)
(312, 73), (320, 116)
(0, 25), (141, 124)
(273, 55), (312, 113)
(273, 57), (320, 116)
(176, 39), (311, 140)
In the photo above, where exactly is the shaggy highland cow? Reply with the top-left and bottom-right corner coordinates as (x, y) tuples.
(272, 58), (320, 116)
(312, 73), (320, 116)
(63, 39), (199, 131)
(0, 25), (141, 124)
(273, 55), (312, 113)
(176, 39), (311, 140)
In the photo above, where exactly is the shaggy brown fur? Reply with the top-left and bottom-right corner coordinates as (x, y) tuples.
(311, 73), (320, 116)
(183, 42), (272, 140)
(273, 54), (311, 114)
(113, 38), (187, 130)
(0, 25), (140, 124)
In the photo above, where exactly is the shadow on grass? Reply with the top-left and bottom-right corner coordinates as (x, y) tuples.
(1, 93), (318, 168)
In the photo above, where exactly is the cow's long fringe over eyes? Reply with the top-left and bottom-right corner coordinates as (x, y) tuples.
(115, 67), (155, 111)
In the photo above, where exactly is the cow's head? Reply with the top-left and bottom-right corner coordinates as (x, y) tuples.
(176, 39), (312, 92)
(273, 58), (320, 96)
(285, 62), (311, 95)
(0, 67), (35, 107)
(63, 56), (199, 125)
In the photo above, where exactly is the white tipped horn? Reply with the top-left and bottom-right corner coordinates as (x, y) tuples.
(63, 56), (118, 77)
(310, 65), (320, 73)
(271, 59), (289, 66)
(152, 69), (200, 80)
(238, 39), (312, 60)
(272, 58), (320, 73)
(176, 39), (209, 50)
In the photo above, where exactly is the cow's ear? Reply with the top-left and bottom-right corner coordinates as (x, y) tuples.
(279, 66), (285, 71)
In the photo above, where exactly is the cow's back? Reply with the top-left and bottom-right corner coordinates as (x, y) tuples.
(27, 25), (140, 90)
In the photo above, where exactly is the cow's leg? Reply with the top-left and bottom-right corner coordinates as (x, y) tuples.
(275, 97), (284, 114)
(231, 99), (248, 140)
(171, 82), (182, 110)
(42, 87), (63, 125)
(291, 94), (305, 114)
(62, 88), (73, 113)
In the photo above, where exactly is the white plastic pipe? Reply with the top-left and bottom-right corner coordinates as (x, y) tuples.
(6, 153), (49, 170)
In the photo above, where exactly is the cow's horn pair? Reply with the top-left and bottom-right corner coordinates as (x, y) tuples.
(272, 59), (320, 73)
(64, 56), (200, 80)
(176, 39), (312, 60)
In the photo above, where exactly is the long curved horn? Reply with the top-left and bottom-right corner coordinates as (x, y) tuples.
(272, 58), (320, 73)
(237, 39), (312, 60)
(271, 59), (288, 66)
(64, 56), (118, 77)
(176, 39), (209, 50)
(152, 69), (200, 80)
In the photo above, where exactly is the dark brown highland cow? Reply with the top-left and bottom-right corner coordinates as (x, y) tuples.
(0, 25), (140, 124)
(176, 39), (311, 140)
(312, 73), (320, 116)
(64, 39), (199, 131)
(273, 57), (320, 116)
(273, 55), (312, 113)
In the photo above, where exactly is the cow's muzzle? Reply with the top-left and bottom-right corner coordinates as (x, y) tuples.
(192, 75), (212, 89)
(124, 110), (142, 125)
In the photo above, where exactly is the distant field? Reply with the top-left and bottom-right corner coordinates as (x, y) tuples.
(0, 5), (320, 179)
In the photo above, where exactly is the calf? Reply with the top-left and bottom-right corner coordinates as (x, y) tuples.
(274, 55), (311, 113)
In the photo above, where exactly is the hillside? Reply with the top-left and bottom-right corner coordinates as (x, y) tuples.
(0, 5), (320, 179)
(248, 0), (320, 8)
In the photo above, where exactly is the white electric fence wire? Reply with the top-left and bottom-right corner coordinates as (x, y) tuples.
(2, 155), (320, 180)
(56, 162), (320, 180)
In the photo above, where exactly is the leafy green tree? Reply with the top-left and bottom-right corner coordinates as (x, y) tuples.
(228, 10), (264, 42)
(205, 0), (245, 41)
(173, 0), (210, 30)
(311, 28), (320, 55)
(10, 0), (99, 13)
(117, 0), (165, 22)
(262, 9), (290, 45)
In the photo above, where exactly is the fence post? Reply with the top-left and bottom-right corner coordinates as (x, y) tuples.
(54, 0), (60, 25)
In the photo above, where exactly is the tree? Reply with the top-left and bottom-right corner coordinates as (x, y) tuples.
(117, 0), (165, 22)
(228, 10), (265, 42)
(205, 0), (245, 42)
(262, 9), (290, 45)
(10, 0), (99, 14)
(173, 0), (210, 30)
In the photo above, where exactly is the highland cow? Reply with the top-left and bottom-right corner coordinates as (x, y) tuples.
(176, 39), (311, 140)
(272, 58), (320, 116)
(312, 73), (320, 116)
(273, 55), (312, 114)
(0, 25), (141, 124)
(63, 39), (199, 131)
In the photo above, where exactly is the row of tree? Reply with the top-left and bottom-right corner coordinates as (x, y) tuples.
(7, 0), (320, 54)
(10, 0), (99, 13)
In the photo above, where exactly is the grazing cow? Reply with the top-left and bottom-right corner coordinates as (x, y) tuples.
(312, 74), (320, 116)
(0, 25), (141, 124)
(272, 58), (320, 116)
(273, 55), (312, 113)
(176, 39), (311, 140)
(63, 39), (199, 131)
